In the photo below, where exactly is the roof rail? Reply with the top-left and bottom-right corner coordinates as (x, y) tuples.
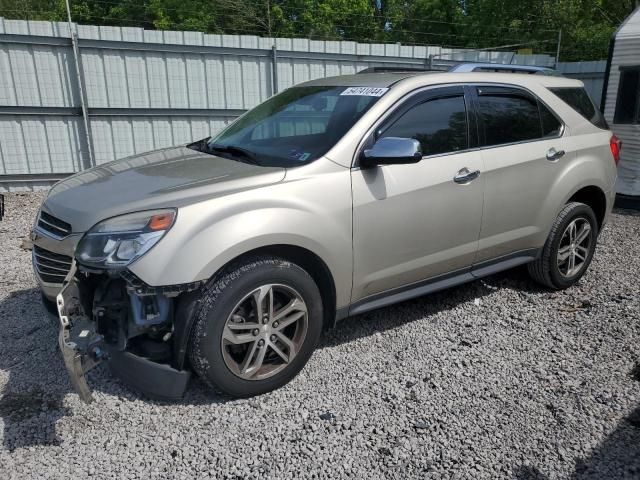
(357, 66), (433, 74)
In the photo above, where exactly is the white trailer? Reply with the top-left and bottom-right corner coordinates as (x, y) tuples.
(602, 6), (640, 199)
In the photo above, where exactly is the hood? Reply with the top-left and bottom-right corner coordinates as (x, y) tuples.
(43, 146), (286, 232)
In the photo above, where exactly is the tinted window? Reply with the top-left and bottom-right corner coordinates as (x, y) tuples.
(540, 103), (562, 137)
(380, 96), (468, 156)
(477, 88), (542, 146)
(613, 68), (640, 124)
(551, 87), (608, 129)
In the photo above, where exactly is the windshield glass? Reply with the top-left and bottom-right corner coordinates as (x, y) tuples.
(205, 86), (385, 167)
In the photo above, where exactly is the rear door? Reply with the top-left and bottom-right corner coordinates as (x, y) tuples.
(351, 86), (484, 302)
(471, 85), (567, 263)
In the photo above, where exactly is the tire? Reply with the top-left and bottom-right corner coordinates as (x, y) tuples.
(528, 202), (598, 290)
(188, 256), (323, 398)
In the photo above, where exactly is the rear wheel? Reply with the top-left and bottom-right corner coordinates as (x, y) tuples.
(528, 202), (598, 290)
(188, 256), (323, 397)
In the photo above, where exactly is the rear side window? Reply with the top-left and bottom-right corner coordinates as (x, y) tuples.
(540, 103), (562, 137)
(613, 67), (640, 124)
(380, 95), (468, 156)
(550, 87), (608, 129)
(477, 87), (543, 146)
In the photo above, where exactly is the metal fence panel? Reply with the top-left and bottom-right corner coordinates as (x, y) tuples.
(3, 17), (606, 190)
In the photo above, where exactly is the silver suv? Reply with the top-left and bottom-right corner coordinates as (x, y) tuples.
(32, 72), (619, 402)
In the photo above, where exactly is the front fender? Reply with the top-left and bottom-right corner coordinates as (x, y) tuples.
(129, 166), (353, 308)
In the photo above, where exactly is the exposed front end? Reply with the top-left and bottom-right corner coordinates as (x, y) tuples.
(32, 207), (201, 402)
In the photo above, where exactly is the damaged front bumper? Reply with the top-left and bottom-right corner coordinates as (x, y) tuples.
(57, 267), (103, 403)
(56, 262), (196, 403)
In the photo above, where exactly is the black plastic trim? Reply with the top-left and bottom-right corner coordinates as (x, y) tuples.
(615, 194), (640, 210)
(172, 290), (202, 370)
(343, 249), (540, 319)
(349, 268), (474, 317)
(106, 347), (191, 401)
(120, 269), (204, 296)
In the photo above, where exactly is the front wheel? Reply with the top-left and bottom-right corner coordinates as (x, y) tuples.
(188, 256), (323, 397)
(528, 202), (598, 290)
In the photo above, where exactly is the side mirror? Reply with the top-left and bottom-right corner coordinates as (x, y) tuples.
(360, 137), (422, 169)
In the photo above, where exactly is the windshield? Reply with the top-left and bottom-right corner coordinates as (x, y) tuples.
(202, 86), (385, 167)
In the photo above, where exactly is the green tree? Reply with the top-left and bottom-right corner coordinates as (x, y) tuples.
(0, 0), (637, 60)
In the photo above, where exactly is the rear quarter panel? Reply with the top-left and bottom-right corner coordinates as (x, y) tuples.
(531, 83), (617, 237)
(543, 127), (615, 235)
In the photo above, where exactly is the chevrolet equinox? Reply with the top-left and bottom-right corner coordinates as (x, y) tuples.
(31, 72), (620, 401)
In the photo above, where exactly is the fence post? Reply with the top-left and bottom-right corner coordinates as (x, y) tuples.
(271, 45), (279, 95)
(65, 0), (95, 170)
(426, 54), (434, 70)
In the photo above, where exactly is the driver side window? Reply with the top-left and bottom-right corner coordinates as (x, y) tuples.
(380, 95), (468, 156)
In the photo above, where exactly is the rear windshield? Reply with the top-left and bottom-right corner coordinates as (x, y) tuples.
(550, 87), (608, 129)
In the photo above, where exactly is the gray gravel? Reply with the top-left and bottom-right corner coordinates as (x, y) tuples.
(1, 191), (639, 479)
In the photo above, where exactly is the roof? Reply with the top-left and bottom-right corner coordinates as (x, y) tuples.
(298, 71), (582, 89)
(618, 6), (640, 38)
(298, 72), (437, 88)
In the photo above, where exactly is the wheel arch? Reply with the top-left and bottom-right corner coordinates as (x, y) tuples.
(172, 243), (339, 370)
(224, 244), (338, 331)
(566, 185), (608, 230)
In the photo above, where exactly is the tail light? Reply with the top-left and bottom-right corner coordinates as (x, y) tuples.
(610, 135), (622, 165)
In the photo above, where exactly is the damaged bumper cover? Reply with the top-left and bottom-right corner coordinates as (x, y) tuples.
(56, 262), (197, 403)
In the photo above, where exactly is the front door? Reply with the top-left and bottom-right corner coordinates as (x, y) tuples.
(351, 86), (484, 303)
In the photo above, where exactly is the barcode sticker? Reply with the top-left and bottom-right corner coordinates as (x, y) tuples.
(340, 87), (389, 97)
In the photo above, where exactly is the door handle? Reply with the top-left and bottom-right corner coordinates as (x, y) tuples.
(546, 148), (565, 161)
(453, 167), (481, 184)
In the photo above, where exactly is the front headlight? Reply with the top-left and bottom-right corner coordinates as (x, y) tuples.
(76, 209), (176, 268)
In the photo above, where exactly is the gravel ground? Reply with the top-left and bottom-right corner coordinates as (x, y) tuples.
(0, 192), (639, 480)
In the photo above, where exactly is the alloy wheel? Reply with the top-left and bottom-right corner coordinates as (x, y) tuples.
(556, 217), (593, 278)
(221, 284), (308, 380)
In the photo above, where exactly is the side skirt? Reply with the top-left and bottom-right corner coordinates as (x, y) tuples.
(337, 248), (539, 321)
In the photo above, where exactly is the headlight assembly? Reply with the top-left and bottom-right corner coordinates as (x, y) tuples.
(76, 209), (176, 269)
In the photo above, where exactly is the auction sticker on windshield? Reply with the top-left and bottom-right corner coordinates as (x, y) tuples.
(340, 87), (389, 96)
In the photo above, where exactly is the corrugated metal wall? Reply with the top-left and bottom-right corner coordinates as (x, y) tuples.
(603, 8), (640, 196)
(2, 17), (604, 191)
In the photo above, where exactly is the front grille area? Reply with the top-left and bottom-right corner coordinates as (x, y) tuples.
(33, 245), (72, 284)
(37, 211), (72, 238)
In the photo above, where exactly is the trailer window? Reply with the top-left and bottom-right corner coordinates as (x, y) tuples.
(614, 67), (640, 124)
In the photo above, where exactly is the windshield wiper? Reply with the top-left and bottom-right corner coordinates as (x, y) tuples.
(206, 143), (260, 165)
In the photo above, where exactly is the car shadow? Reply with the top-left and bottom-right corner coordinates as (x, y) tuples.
(0, 287), (71, 450)
(571, 403), (640, 479)
(612, 206), (640, 218)
(0, 266), (544, 451)
(511, 402), (640, 479)
(324, 265), (543, 349)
